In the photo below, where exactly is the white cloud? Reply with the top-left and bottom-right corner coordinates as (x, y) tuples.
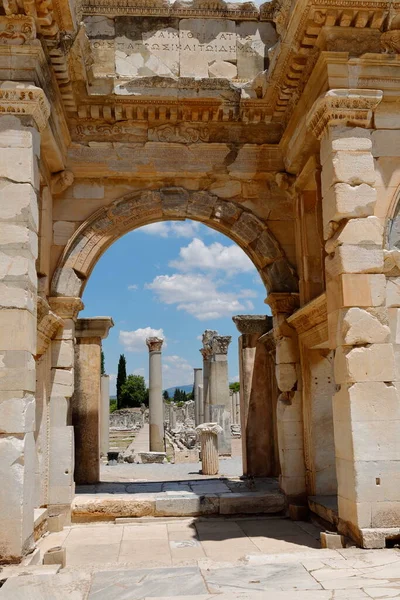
(145, 273), (256, 320)
(162, 355), (194, 388)
(170, 238), (254, 275)
(119, 327), (166, 352)
(128, 284), (139, 290)
(140, 221), (200, 239)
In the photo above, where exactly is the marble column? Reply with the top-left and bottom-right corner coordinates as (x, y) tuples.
(73, 318), (113, 484)
(193, 368), (203, 425)
(146, 337), (165, 452)
(100, 375), (110, 457)
(234, 392), (240, 425)
(209, 335), (232, 455)
(0, 89), (50, 561)
(200, 347), (212, 422)
(233, 315), (274, 477)
(196, 423), (223, 475)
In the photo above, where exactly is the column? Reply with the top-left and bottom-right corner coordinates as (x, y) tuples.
(209, 335), (232, 455)
(200, 348), (211, 422)
(266, 293), (305, 501)
(233, 315), (274, 477)
(146, 337), (165, 452)
(100, 375), (110, 456)
(73, 318), (113, 484)
(235, 392), (240, 426)
(198, 384), (204, 424)
(48, 296), (83, 521)
(308, 89), (393, 546)
(193, 368), (203, 425)
(0, 86), (50, 561)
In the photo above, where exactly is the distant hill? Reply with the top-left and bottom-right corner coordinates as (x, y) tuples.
(164, 385), (193, 396)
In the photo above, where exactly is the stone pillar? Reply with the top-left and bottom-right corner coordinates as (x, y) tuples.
(267, 293), (305, 500)
(196, 423), (222, 475)
(209, 335), (232, 455)
(170, 403), (177, 430)
(308, 89), (394, 546)
(193, 368), (203, 425)
(235, 392), (240, 426)
(73, 318), (113, 484)
(233, 315), (274, 477)
(0, 87), (50, 561)
(198, 384), (204, 424)
(100, 375), (110, 456)
(200, 330), (217, 423)
(146, 337), (165, 452)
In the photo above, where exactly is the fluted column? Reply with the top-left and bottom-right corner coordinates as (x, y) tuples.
(196, 423), (222, 475)
(193, 368), (203, 425)
(146, 337), (165, 452)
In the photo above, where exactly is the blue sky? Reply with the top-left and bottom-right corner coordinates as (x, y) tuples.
(80, 220), (271, 394)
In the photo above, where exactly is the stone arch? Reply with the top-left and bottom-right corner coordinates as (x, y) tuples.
(51, 187), (298, 298)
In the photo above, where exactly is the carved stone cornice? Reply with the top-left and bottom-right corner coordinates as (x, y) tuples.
(259, 329), (276, 352)
(51, 170), (74, 195)
(232, 315), (273, 335)
(381, 29), (400, 53)
(48, 296), (84, 319)
(266, 292), (300, 316)
(0, 83), (50, 132)
(287, 293), (327, 335)
(75, 317), (114, 340)
(146, 336), (164, 352)
(36, 296), (64, 358)
(306, 88), (383, 139)
(211, 335), (231, 355)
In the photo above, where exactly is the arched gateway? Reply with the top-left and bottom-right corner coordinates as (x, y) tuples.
(0, 0), (400, 564)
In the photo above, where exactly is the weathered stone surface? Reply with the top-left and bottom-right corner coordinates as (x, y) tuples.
(341, 307), (390, 345)
(219, 491), (285, 515)
(72, 495), (156, 520)
(139, 452), (166, 463)
(334, 344), (395, 384)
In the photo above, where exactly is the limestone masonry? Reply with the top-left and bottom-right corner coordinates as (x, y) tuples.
(0, 0), (400, 564)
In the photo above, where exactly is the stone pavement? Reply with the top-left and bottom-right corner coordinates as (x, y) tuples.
(2, 518), (400, 599)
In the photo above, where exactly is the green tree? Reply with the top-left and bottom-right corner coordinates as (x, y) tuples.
(229, 382), (240, 393)
(116, 354), (127, 410)
(101, 350), (105, 375)
(163, 390), (170, 401)
(120, 374), (148, 408)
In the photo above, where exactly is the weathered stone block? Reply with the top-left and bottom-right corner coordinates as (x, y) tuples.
(50, 369), (74, 398)
(323, 183), (376, 232)
(0, 182), (38, 228)
(0, 282), (35, 311)
(209, 179), (241, 199)
(219, 491), (285, 515)
(340, 274), (386, 308)
(0, 223), (38, 257)
(0, 392), (35, 434)
(334, 344), (395, 384)
(275, 336), (299, 364)
(320, 532), (345, 549)
(338, 495), (371, 529)
(51, 340), (74, 370)
(0, 308), (36, 352)
(72, 494), (155, 520)
(341, 307), (390, 345)
(236, 22), (276, 79)
(0, 116), (40, 154)
(322, 151), (376, 191)
(326, 217), (384, 253)
(0, 147), (39, 189)
(372, 130), (400, 158)
(0, 350), (35, 392)
(326, 246), (383, 277)
(48, 426), (74, 506)
(320, 126), (372, 165)
(53, 221), (76, 246)
(386, 278), (400, 307)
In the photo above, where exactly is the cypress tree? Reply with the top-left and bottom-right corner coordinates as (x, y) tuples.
(116, 354), (127, 410)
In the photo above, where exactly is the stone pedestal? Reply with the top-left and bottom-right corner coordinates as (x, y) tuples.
(196, 423), (222, 475)
(73, 318), (113, 484)
(100, 375), (110, 457)
(146, 337), (165, 452)
(233, 315), (275, 477)
(193, 368), (203, 425)
(0, 89), (50, 561)
(208, 335), (232, 455)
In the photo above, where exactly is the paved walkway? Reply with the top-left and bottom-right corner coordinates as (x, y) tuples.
(3, 518), (400, 598)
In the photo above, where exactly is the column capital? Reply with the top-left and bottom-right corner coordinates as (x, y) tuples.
(200, 347), (212, 360)
(48, 296), (84, 320)
(36, 296), (64, 357)
(0, 82), (50, 132)
(202, 329), (218, 346)
(75, 317), (114, 340)
(146, 336), (164, 352)
(211, 335), (231, 355)
(307, 89), (383, 140)
(266, 293), (300, 316)
(232, 314), (273, 335)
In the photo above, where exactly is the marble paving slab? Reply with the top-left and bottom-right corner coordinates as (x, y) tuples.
(89, 566), (207, 599)
(202, 563), (322, 592)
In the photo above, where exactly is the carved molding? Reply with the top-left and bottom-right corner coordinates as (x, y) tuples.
(36, 296), (64, 358)
(381, 29), (400, 54)
(51, 170), (75, 195)
(306, 88), (383, 139)
(146, 336), (164, 352)
(0, 83), (50, 132)
(232, 314), (272, 335)
(0, 15), (36, 45)
(75, 316), (114, 340)
(287, 293), (327, 336)
(211, 335), (231, 355)
(48, 296), (84, 319)
(266, 292), (300, 315)
(148, 123), (209, 143)
(200, 347), (212, 360)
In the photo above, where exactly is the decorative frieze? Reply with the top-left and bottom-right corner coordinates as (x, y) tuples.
(0, 16), (36, 45)
(307, 89), (383, 140)
(36, 296), (64, 358)
(0, 83), (50, 132)
(266, 292), (300, 316)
